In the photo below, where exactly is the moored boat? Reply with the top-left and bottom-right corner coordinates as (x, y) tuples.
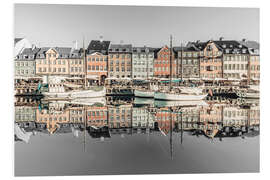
(43, 87), (106, 99)
(134, 89), (154, 98)
(154, 91), (208, 101)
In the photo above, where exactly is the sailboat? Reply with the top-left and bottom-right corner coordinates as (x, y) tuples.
(154, 35), (207, 101)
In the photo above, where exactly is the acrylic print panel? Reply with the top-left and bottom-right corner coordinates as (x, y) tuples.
(14, 4), (259, 176)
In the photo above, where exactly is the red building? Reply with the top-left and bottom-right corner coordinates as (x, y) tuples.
(153, 46), (177, 78)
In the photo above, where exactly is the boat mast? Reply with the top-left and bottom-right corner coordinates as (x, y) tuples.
(83, 36), (87, 89)
(181, 110), (183, 144)
(169, 35), (173, 91)
(170, 107), (173, 159)
(84, 106), (87, 152)
(181, 43), (183, 82)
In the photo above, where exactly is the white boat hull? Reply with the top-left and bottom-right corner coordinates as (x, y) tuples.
(245, 92), (260, 99)
(154, 92), (208, 101)
(134, 89), (154, 98)
(70, 88), (106, 98)
(43, 88), (106, 99)
(154, 100), (208, 107)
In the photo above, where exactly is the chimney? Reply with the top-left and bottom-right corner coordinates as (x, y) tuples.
(99, 35), (103, 42)
(219, 37), (224, 41)
(242, 38), (246, 42)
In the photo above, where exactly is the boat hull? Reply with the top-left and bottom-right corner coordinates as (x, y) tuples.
(245, 92), (260, 99)
(154, 92), (207, 101)
(134, 89), (154, 98)
(43, 88), (106, 99)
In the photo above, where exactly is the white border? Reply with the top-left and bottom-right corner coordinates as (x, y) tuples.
(1, 0), (270, 180)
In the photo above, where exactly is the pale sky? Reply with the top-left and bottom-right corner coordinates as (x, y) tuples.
(14, 4), (259, 48)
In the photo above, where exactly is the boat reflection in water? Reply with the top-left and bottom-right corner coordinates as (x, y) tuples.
(15, 96), (259, 141)
(14, 96), (259, 175)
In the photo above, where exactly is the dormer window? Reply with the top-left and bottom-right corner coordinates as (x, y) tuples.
(225, 49), (230, 53)
(238, 44), (242, 48)
(230, 45), (233, 48)
(222, 44), (226, 48)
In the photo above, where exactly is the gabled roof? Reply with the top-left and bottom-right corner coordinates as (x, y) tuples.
(87, 40), (110, 55)
(70, 48), (84, 58)
(36, 47), (50, 58)
(213, 40), (249, 54)
(54, 47), (72, 55)
(132, 46), (154, 53)
(173, 44), (200, 52)
(238, 40), (259, 50)
(16, 47), (40, 60)
(36, 47), (73, 58)
(152, 47), (162, 58)
(109, 44), (132, 53)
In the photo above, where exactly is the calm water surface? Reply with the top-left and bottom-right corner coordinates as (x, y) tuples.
(14, 97), (260, 176)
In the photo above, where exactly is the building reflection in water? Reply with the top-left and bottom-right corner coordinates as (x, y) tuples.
(14, 97), (260, 147)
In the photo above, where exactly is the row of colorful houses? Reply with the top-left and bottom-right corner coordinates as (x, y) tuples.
(14, 38), (260, 84)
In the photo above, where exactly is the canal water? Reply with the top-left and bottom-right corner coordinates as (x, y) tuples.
(14, 97), (260, 176)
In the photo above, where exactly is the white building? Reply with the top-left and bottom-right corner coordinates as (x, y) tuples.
(132, 107), (155, 129)
(132, 47), (154, 79)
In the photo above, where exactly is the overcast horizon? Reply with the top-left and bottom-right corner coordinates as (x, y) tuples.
(14, 4), (259, 48)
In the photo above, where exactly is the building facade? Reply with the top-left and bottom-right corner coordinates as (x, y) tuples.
(108, 105), (132, 129)
(239, 40), (260, 82)
(87, 40), (110, 84)
(174, 44), (200, 79)
(154, 46), (177, 78)
(69, 48), (85, 78)
(35, 102), (70, 134)
(214, 40), (249, 79)
(15, 48), (39, 78)
(195, 41), (223, 79)
(108, 44), (132, 79)
(86, 106), (108, 128)
(35, 47), (72, 76)
(132, 47), (154, 79)
(132, 107), (155, 129)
